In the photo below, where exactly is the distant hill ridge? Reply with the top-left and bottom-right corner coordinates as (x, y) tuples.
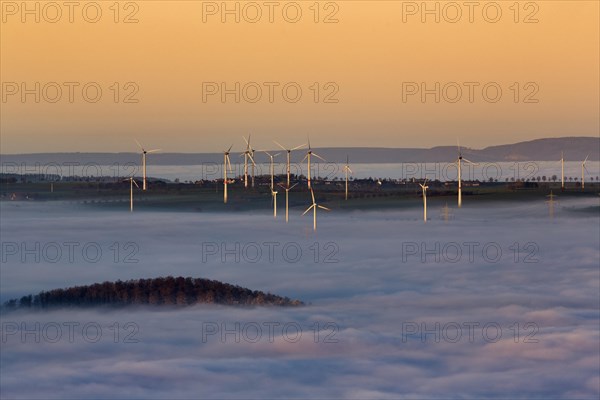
(2, 277), (304, 310)
(1, 137), (598, 164)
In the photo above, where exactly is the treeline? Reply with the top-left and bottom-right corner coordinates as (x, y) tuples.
(2, 276), (303, 310)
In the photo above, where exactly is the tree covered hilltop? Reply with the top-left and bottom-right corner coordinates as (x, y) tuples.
(2, 276), (304, 310)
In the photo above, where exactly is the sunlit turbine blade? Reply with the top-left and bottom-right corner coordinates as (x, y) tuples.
(273, 140), (286, 151)
(313, 153), (326, 162)
(584, 155), (589, 163)
(248, 153), (256, 166)
(310, 188), (315, 203)
(289, 183), (298, 190)
(291, 143), (307, 151)
(147, 149), (161, 153)
(462, 158), (475, 164)
(318, 205), (331, 211)
(302, 205), (315, 215)
(301, 153), (308, 162)
(133, 180), (140, 188)
(134, 139), (144, 151)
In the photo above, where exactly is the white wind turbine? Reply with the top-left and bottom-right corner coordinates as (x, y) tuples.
(419, 179), (428, 222)
(455, 141), (474, 208)
(222, 145), (233, 204)
(264, 151), (281, 218)
(581, 155), (589, 191)
(241, 135), (256, 189)
(135, 139), (161, 191)
(560, 152), (565, 191)
(302, 188), (330, 231)
(125, 176), (140, 212)
(343, 155), (352, 200)
(278, 182), (298, 223)
(301, 137), (326, 189)
(274, 140), (306, 187)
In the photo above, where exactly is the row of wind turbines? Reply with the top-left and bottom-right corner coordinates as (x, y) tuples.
(127, 138), (593, 227)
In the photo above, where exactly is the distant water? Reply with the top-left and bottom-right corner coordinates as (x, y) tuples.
(2, 161), (599, 183)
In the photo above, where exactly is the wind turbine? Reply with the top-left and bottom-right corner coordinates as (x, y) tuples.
(241, 135), (256, 189)
(274, 140), (306, 187)
(343, 155), (352, 200)
(264, 151), (281, 218)
(278, 182), (298, 223)
(560, 152), (565, 191)
(272, 189), (278, 218)
(582, 155), (590, 191)
(135, 140), (161, 191)
(263, 151), (280, 191)
(125, 176), (140, 212)
(301, 137), (326, 189)
(419, 179), (428, 222)
(223, 145), (233, 204)
(302, 188), (330, 231)
(455, 140), (474, 208)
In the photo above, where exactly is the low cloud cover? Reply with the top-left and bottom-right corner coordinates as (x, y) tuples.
(1, 197), (598, 399)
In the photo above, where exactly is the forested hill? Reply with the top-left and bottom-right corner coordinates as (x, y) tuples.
(2, 277), (304, 310)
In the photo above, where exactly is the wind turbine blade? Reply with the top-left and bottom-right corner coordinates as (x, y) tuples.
(313, 153), (326, 162)
(273, 141), (286, 151)
(263, 150), (272, 157)
(227, 144), (233, 152)
(226, 155), (232, 172)
(134, 139), (144, 150)
(318, 205), (331, 211)
(147, 149), (161, 153)
(457, 138), (461, 155)
(310, 188), (315, 203)
(462, 158), (475, 164)
(289, 183), (298, 190)
(347, 167), (353, 173)
(584, 155), (589, 163)
(291, 143), (307, 151)
(301, 153), (308, 163)
(274, 153), (281, 157)
(302, 205), (315, 216)
(133, 180), (140, 188)
(307, 135), (311, 150)
(248, 153), (256, 166)
(243, 136), (249, 147)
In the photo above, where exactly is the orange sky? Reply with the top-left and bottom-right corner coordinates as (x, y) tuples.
(1, 0), (598, 153)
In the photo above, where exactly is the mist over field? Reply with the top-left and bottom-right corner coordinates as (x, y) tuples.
(1, 197), (598, 399)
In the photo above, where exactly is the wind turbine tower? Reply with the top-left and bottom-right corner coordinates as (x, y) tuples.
(302, 188), (331, 231)
(274, 141), (306, 187)
(223, 145), (233, 204)
(135, 140), (161, 191)
(302, 137), (326, 189)
(343, 156), (352, 200)
(419, 179), (429, 222)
